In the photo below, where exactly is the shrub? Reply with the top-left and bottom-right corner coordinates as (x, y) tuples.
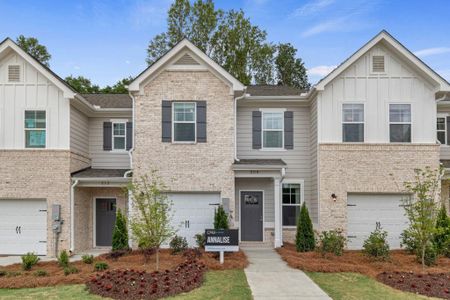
(400, 228), (417, 254)
(362, 226), (390, 260)
(6, 271), (21, 277)
(317, 229), (346, 256)
(34, 270), (48, 277)
(107, 249), (129, 261)
(82, 254), (94, 264)
(422, 242), (438, 266)
(195, 233), (205, 248)
(214, 205), (229, 229)
(295, 202), (315, 252)
(112, 208), (129, 251)
(58, 250), (69, 268)
(21, 252), (40, 270)
(64, 266), (79, 276)
(169, 235), (188, 254)
(0, 270), (6, 277)
(94, 262), (109, 271)
(441, 237), (450, 258)
(434, 205), (450, 254)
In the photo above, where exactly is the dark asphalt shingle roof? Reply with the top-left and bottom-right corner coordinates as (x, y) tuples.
(234, 159), (286, 166)
(81, 94), (132, 109)
(71, 168), (131, 178)
(246, 85), (306, 96)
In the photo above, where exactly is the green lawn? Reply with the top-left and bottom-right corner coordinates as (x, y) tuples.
(306, 272), (435, 300)
(0, 270), (252, 300)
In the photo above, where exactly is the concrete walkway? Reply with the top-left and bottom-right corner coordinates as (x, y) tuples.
(243, 247), (331, 300)
(0, 249), (109, 266)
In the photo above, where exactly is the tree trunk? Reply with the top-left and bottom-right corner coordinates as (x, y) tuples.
(156, 247), (160, 271)
(422, 245), (425, 270)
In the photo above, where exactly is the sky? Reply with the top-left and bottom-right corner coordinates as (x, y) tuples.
(1, 0), (449, 87)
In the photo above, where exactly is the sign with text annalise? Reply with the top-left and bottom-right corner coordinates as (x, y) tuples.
(204, 229), (239, 252)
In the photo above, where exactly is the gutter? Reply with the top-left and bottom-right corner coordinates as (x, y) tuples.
(234, 90), (248, 161)
(127, 90), (136, 169)
(70, 179), (79, 253)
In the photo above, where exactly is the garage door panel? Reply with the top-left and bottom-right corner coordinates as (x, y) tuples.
(347, 194), (409, 250)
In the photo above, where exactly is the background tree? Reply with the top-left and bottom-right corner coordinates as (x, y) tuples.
(127, 172), (175, 270)
(101, 76), (134, 94)
(402, 166), (443, 268)
(65, 75), (100, 93)
(295, 202), (315, 252)
(214, 205), (229, 229)
(112, 208), (129, 251)
(16, 35), (51, 67)
(146, 0), (309, 87)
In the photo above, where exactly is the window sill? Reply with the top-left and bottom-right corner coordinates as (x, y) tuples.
(171, 141), (197, 145)
(259, 148), (287, 152)
(282, 226), (297, 230)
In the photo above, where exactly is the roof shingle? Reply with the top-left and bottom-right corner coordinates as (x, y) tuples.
(81, 94), (132, 109)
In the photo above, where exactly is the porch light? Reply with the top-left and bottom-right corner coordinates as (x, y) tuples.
(331, 193), (337, 201)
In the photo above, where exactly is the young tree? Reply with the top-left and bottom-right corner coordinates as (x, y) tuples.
(402, 166), (443, 268)
(214, 205), (229, 229)
(16, 35), (51, 67)
(112, 208), (129, 251)
(127, 172), (175, 270)
(295, 202), (315, 252)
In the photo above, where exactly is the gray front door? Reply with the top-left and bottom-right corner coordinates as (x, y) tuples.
(241, 191), (263, 241)
(96, 198), (116, 247)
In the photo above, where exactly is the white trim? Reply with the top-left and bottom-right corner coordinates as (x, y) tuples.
(172, 101), (197, 144)
(281, 179), (305, 228)
(112, 121), (127, 151)
(341, 102), (365, 143)
(388, 103), (413, 143)
(238, 190), (265, 243)
(261, 110), (284, 150)
(437, 113), (448, 145)
(93, 197), (117, 248)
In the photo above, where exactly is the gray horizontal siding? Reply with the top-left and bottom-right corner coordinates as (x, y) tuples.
(309, 98), (318, 225)
(236, 102), (317, 224)
(70, 106), (89, 157)
(235, 178), (274, 223)
(89, 117), (131, 169)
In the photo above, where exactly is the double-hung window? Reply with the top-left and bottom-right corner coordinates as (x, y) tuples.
(437, 117), (446, 145)
(173, 102), (196, 142)
(282, 182), (302, 226)
(389, 104), (411, 143)
(342, 104), (364, 142)
(262, 111), (283, 149)
(113, 122), (126, 150)
(25, 110), (46, 148)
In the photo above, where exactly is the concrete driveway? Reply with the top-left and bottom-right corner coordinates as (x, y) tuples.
(243, 247), (331, 300)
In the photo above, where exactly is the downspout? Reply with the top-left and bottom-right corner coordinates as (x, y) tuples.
(126, 90), (136, 249)
(70, 179), (79, 253)
(234, 90), (247, 161)
(127, 91), (136, 169)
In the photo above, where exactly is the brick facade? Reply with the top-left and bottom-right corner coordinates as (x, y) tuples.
(318, 143), (440, 233)
(132, 70), (235, 224)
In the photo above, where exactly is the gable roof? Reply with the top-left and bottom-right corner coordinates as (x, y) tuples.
(315, 30), (450, 92)
(0, 38), (76, 98)
(128, 38), (245, 92)
(81, 94), (132, 108)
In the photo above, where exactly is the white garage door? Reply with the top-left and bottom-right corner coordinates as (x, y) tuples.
(168, 193), (219, 247)
(347, 194), (409, 250)
(0, 199), (47, 255)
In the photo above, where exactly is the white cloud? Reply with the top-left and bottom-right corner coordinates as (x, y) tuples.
(74, 66), (80, 70)
(292, 0), (335, 17)
(301, 17), (347, 37)
(308, 65), (337, 77)
(125, 60), (131, 64)
(414, 47), (450, 58)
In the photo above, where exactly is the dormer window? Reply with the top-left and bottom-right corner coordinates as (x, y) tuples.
(8, 65), (21, 82)
(372, 55), (385, 73)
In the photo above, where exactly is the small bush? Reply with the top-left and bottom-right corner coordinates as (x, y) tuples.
(434, 205), (450, 254)
(82, 254), (94, 264)
(441, 237), (450, 258)
(195, 233), (205, 248)
(214, 205), (229, 229)
(0, 270), (6, 277)
(94, 262), (109, 271)
(107, 249), (129, 261)
(400, 228), (418, 254)
(112, 208), (129, 251)
(21, 252), (40, 270)
(34, 270), (48, 277)
(362, 227), (390, 260)
(6, 271), (22, 277)
(317, 229), (346, 256)
(420, 243), (438, 266)
(295, 202), (315, 252)
(63, 266), (79, 276)
(58, 250), (69, 268)
(169, 235), (188, 254)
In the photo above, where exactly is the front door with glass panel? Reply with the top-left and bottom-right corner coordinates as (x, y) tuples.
(96, 198), (117, 247)
(241, 191), (263, 241)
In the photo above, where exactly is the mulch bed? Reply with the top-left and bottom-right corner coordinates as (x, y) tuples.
(0, 249), (248, 289)
(278, 243), (450, 299)
(86, 258), (206, 300)
(378, 271), (450, 299)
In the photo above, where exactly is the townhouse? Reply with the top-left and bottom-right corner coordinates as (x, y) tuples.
(0, 30), (449, 256)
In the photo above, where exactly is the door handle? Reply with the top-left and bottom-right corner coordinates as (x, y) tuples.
(19, 226), (21, 234)
(15, 226), (18, 234)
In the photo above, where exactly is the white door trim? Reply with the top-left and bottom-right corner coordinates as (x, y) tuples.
(239, 190), (265, 243)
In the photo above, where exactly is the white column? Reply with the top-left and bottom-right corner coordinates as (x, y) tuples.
(274, 178), (282, 248)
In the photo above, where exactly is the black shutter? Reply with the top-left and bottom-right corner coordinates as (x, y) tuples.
(103, 122), (112, 151)
(447, 117), (450, 145)
(252, 111), (262, 149)
(126, 122), (133, 150)
(196, 101), (207, 142)
(162, 101), (172, 142)
(284, 111), (294, 149)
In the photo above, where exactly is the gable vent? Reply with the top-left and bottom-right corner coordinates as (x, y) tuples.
(8, 65), (21, 82)
(372, 55), (385, 73)
(174, 54), (200, 66)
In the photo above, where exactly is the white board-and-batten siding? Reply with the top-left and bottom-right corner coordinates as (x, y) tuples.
(318, 45), (437, 144)
(0, 52), (69, 149)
